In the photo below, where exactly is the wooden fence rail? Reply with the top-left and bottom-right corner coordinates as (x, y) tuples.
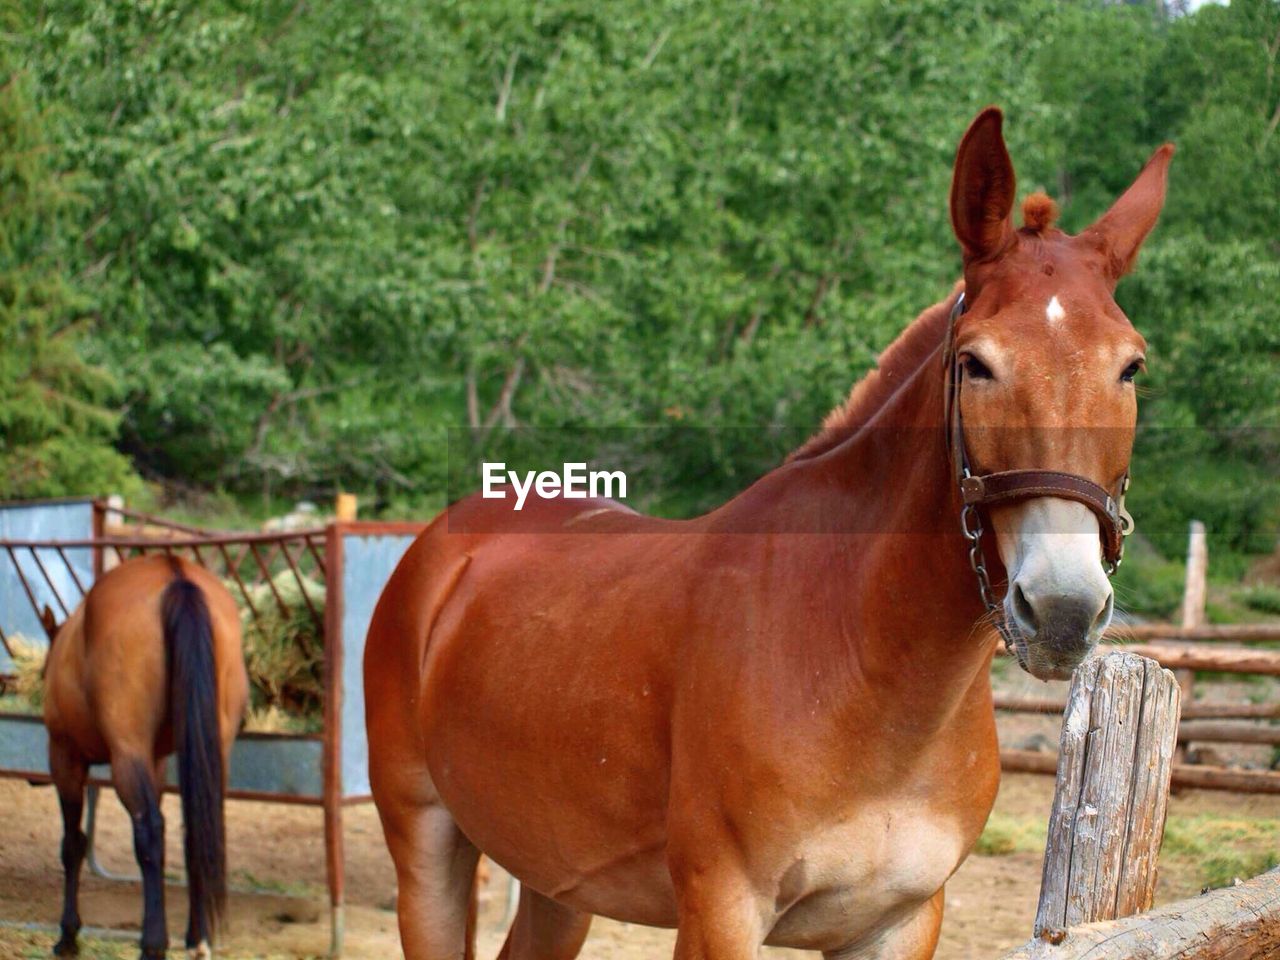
(1001, 749), (1280, 794)
(994, 694), (1280, 720)
(1111, 623), (1280, 642)
(999, 867), (1280, 959)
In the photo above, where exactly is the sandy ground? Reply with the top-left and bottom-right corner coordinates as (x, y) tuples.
(0, 775), (1041, 960)
(2, 767), (1276, 960)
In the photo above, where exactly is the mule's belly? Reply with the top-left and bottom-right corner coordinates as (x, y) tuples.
(428, 740), (681, 927)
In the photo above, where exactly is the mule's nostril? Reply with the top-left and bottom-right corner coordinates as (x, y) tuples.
(1010, 582), (1039, 637)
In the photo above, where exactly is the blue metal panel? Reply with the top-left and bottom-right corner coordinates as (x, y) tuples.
(0, 501), (96, 670)
(219, 735), (325, 798)
(0, 712), (49, 775)
(0, 715), (324, 799)
(339, 532), (416, 798)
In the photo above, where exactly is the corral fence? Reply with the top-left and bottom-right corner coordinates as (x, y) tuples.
(0, 497), (426, 957)
(994, 651), (1279, 959)
(998, 520), (1280, 794)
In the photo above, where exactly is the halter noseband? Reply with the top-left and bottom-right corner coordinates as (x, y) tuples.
(943, 292), (1134, 654)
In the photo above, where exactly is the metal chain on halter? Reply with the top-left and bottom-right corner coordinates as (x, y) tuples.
(1102, 472), (1132, 577)
(959, 479), (1021, 655)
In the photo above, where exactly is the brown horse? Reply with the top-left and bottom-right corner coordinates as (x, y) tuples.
(43, 554), (249, 959)
(365, 108), (1172, 960)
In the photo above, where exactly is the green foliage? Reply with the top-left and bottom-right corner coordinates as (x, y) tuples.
(1241, 583), (1280, 616)
(1122, 236), (1280, 556)
(1112, 539), (1188, 620)
(4, 0), (1278, 561)
(0, 65), (137, 498)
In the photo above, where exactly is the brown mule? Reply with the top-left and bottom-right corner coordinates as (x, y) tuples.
(365, 108), (1172, 959)
(42, 554), (249, 959)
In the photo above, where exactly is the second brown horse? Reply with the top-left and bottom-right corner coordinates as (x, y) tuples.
(43, 555), (248, 959)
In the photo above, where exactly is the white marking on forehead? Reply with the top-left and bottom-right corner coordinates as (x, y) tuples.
(1046, 295), (1066, 324)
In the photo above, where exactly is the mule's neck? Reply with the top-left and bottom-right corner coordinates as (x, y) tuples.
(820, 345), (999, 717)
(716, 314), (1000, 721)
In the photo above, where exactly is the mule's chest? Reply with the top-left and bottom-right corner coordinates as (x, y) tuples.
(766, 806), (973, 952)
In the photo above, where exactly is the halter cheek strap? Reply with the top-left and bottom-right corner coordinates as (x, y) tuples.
(943, 292), (1135, 651)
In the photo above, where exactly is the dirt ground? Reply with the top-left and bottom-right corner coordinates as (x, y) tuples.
(0, 774), (1030, 960)
(1, 766), (1275, 960)
(2, 668), (1277, 959)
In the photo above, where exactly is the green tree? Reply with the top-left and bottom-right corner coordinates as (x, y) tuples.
(9, 0), (1278, 559)
(0, 66), (136, 498)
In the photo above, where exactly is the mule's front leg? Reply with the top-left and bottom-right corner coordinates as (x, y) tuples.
(669, 850), (766, 960)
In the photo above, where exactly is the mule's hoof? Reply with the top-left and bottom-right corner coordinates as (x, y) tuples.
(188, 940), (213, 960)
(52, 936), (79, 957)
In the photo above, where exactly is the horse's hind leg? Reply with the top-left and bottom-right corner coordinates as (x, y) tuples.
(113, 755), (168, 958)
(376, 767), (481, 960)
(496, 886), (592, 960)
(49, 737), (88, 957)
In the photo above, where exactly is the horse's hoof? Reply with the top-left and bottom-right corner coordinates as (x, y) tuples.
(188, 940), (212, 960)
(52, 937), (78, 957)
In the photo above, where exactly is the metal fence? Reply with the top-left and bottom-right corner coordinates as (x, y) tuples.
(0, 498), (424, 956)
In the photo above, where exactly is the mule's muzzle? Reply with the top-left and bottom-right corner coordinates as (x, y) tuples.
(1007, 581), (1113, 681)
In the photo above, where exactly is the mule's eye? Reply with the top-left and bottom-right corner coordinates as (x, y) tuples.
(962, 354), (994, 381)
(1120, 358), (1145, 383)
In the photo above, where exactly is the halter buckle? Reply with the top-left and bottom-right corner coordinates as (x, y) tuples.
(959, 474), (985, 504)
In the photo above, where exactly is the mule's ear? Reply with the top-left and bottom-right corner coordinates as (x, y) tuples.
(950, 107), (1017, 262)
(1079, 143), (1174, 282)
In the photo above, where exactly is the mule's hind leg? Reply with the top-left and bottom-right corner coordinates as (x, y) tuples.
(376, 768), (481, 960)
(49, 737), (88, 957)
(496, 886), (592, 960)
(113, 756), (168, 958)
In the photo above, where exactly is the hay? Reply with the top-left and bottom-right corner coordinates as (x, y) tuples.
(236, 571), (326, 731)
(244, 703), (318, 734)
(6, 635), (47, 712)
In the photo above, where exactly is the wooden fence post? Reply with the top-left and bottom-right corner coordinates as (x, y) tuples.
(1176, 521), (1207, 761)
(1033, 652), (1181, 940)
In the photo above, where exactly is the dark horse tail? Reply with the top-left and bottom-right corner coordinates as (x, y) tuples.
(161, 560), (227, 935)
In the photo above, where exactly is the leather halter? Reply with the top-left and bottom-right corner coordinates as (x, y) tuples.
(943, 292), (1134, 650)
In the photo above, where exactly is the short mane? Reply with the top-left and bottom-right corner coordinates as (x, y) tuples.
(787, 288), (959, 462)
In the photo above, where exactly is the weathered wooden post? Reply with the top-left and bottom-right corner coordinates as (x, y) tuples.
(1176, 520), (1206, 761)
(1033, 652), (1181, 940)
